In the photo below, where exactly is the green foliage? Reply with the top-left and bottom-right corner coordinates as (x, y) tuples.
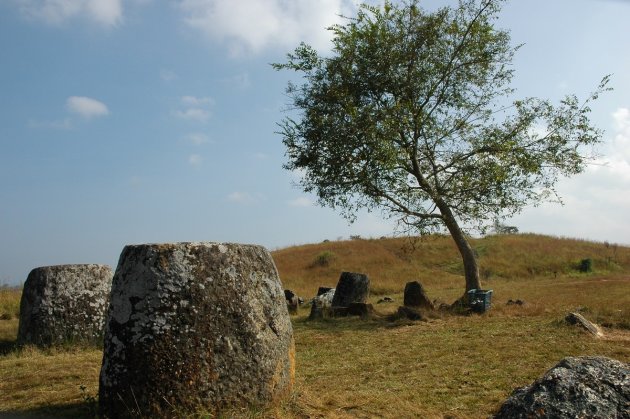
(311, 250), (336, 267)
(493, 220), (519, 234)
(274, 0), (610, 295)
(274, 0), (609, 232)
(579, 258), (593, 273)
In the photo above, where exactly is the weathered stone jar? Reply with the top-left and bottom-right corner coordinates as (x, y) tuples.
(331, 271), (370, 307)
(98, 242), (294, 418)
(17, 264), (113, 347)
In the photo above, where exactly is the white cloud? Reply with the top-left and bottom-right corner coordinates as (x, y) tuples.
(174, 95), (214, 122)
(613, 107), (630, 130)
(288, 197), (313, 207)
(173, 108), (211, 122)
(181, 95), (214, 106)
(220, 72), (251, 89)
(351, 213), (396, 237)
(185, 132), (211, 145)
(178, 0), (356, 54)
(14, 0), (123, 26)
(160, 69), (178, 82)
(188, 154), (202, 166)
(66, 96), (109, 118)
(226, 191), (265, 205)
(87, 0), (122, 25)
(589, 107), (630, 182)
(288, 168), (307, 182)
(612, 107), (630, 158)
(512, 107), (630, 245)
(227, 191), (253, 204)
(557, 80), (569, 91)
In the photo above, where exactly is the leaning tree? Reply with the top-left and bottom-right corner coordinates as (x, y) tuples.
(273, 0), (609, 302)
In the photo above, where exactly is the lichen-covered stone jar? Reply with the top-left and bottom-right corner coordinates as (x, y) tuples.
(17, 264), (113, 347)
(98, 242), (294, 418)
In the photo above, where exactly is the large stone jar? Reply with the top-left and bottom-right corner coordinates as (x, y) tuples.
(331, 271), (370, 307)
(17, 264), (113, 347)
(98, 242), (294, 418)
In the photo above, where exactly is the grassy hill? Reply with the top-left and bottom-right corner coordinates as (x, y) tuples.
(275, 233), (630, 312)
(1, 234), (629, 418)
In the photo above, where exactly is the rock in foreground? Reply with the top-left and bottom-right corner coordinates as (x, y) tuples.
(494, 356), (630, 419)
(17, 264), (112, 346)
(98, 242), (294, 418)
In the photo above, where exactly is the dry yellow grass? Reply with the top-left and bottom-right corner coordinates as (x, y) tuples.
(273, 234), (630, 303)
(0, 287), (21, 320)
(0, 345), (102, 415)
(1, 234), (629, 418)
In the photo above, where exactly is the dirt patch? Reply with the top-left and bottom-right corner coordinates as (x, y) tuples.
(602, 328), (630, 342)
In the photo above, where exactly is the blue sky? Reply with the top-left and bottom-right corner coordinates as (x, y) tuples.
(1, 0), (629, 284)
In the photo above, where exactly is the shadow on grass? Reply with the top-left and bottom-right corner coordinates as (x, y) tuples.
(0, 338), (18, 355)
(291, 311), (434, 333)
(0, 338), (104, 356)
(291, 303), (476, 333)
(0, 401), (96, 418)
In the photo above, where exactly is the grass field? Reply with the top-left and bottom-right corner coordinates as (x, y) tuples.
(1, 234), (629, 418)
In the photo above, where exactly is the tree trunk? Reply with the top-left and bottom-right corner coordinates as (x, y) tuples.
(435, 199), (482, 303)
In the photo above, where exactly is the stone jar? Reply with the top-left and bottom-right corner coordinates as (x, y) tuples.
(331, 271), (369, 307)
(17, 264), (113, 347)
(98, 242), (294, 418)
(403, 281), (434, 310)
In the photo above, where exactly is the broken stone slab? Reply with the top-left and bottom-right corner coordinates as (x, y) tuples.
(565, 312), (604, 338)
(98, 242), (294, 418)
(331, 272), (369, 307)
(314, 288), (336, 306)
(308, 288), (336, 320)
(494, 356), (630, 419)
(403, 281), (434, 310)
(17, 264), (113, 347)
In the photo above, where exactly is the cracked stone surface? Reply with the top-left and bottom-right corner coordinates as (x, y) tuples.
(98, 242), (294, 418)
(17, 264), (113, 347)
(494, 356), (630, 419)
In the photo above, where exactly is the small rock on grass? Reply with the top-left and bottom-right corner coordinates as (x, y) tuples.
(565, 312), (604, 338)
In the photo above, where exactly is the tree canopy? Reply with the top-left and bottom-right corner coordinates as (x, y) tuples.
(273, 0), (610, 299)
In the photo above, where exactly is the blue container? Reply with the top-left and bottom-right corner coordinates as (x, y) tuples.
(467, 289), (493, 313)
